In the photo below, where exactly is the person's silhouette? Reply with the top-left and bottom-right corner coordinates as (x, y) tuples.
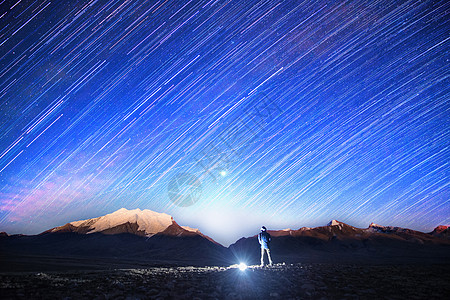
(258, 226), (273, 266)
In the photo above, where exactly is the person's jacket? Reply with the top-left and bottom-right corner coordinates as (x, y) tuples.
(258, 231), (271, 249)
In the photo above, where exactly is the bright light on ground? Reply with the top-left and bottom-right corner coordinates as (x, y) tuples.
(238, 262), (247, 271)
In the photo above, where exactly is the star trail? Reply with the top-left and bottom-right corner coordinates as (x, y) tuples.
(0, 0), (448, 246)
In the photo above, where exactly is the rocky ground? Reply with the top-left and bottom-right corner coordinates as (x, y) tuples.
(0, 263), (449, 299)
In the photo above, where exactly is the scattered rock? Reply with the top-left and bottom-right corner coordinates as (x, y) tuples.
(0, 264), (448, 299)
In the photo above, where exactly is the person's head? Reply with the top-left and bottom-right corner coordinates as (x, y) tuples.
(261, 226), (267, 232)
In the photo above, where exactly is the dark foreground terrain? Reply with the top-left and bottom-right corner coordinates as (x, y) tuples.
(1, 263), (449, 299)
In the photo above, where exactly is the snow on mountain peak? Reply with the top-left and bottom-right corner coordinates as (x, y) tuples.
(327, 220), (341, 226)
(182, 226), (200, 233)
(69, 208), (173, 236)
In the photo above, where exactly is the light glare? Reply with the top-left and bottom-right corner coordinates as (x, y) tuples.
(238, 262), (247, 271)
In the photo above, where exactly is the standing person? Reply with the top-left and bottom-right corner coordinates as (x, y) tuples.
(258, 226), (273, 266)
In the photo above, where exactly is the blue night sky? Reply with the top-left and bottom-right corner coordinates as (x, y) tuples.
(0, 0), (448, 246)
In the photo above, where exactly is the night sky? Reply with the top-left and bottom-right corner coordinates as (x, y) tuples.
(0, 0), (448, 246)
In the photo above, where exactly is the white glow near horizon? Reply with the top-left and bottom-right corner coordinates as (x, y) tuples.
(238, 262), (247, 271)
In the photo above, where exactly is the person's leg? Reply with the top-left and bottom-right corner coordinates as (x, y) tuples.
(260, 247), (265, 266)
(266, 248), (273, 265)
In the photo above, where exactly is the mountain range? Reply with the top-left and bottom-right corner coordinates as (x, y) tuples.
(1, 208), (449, 271)
(230, 219), (450, 265)
(42, 208), (218, 244)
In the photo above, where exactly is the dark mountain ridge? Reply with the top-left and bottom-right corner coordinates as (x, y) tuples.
(0, 208), (231, 271)
(1, 212), (449, 271)
(230, 220), (450, 265)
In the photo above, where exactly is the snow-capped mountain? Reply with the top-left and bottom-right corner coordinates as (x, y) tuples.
(46, 208), (173, 236)
(263, 220), (364, 239)
(2, 215), (449, 269)
(230, 220), (450, 264)
(0, 208), (231, 266)
(327, 219), (342, 227)
(259, 220), (449, 242)
(44, 208), (216, 243)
